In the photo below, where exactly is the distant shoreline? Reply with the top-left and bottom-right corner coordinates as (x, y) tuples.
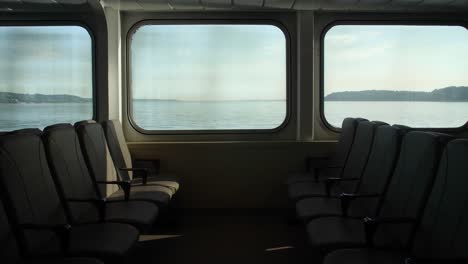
(325, 86), (468, 102)
(0, 92), (91, 104)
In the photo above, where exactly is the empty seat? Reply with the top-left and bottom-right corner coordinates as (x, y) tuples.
(286, 118), (366, 185)
(42, 123), (160, 231)
(296, 125), (404, 221)
(102, 120), (180, 194)
(0, 195), (103, 264)
(0, 130), (139, 259)
(75, 120), (174, 207)
(324, 138), (468, 264)
(288, 121), (386, 201)
(306, 131), (452, 252)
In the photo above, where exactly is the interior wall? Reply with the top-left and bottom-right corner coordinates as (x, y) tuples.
(113, 10), (336, 209)
(129, 141), (335, 208)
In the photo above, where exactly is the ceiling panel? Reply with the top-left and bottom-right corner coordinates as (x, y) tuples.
(169, 0), (203, 9)
(359, 0), (392, 4)
(99, 0), (468, 11)
(201, 0), (231, 7)
(391, 0), (424, 5)
(56, 0), (88, 4)
(22, 0), (57, 3)
(264, 0), (294, 8)
(421, 0), (454, 4)
(233, 0), (263, 7)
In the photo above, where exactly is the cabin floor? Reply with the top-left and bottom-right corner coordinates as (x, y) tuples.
(131, 209), (320, 264)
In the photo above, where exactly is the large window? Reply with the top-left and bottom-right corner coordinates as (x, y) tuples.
(129, 23), (287, 132)
(0, 25), (93, 131)
(323, 24), (468, 128)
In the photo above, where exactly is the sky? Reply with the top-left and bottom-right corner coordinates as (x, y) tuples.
(131, 25), (286, 101)
(0, 26), (92, 98)
(0, 25), (466, 100)
(324, 25), (468, 96)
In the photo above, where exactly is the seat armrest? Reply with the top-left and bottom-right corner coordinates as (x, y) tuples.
(68, 198), (107, 221)
(20, 223), (71, 251)
(96, 180), (132, 200)
(134, 159), (160, 174)
(362, 217), (416, 246)
(324, 177), (360, 196)
(339, 193), (380, 216)
(119, 167), (149, 185)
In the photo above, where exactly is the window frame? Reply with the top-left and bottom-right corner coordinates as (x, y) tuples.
(126, 19), (292, 135)
(320, 20), (468, 132)
(0, 21), (97, 124)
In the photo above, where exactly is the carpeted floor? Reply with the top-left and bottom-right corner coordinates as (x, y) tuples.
(131, 210), (321, 264)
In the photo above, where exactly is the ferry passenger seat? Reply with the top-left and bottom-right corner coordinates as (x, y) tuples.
(101, 120), (180, 194)
(42, 123), (161, 232)
(75, 120), (174, 209)
(323, 139), (468, 264)
(295, 125), (406, 221)
(307, 131), (453, 252)
(0, 195), (103, 264)
(288, 120), (387, 201)
(0, 131), (139, 260)
(286, 117), (367, 185)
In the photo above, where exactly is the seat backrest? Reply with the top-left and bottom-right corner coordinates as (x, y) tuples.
(323, 117), (367, 169)
(0, 197), (20, 263)
(75, 120), (119, 197)
(0, 131), (67, 256)
(102, 120), (133, 181)
(43, 124), (101, 224)
(340, 120), (387, 181)
(374, 131), (452, 248)
(411, 139), (468, 261)
(348, 125), (405, 216)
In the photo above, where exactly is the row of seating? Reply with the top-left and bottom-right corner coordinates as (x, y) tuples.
(286, 117), (468, 263)
(0, 120), (180, 263)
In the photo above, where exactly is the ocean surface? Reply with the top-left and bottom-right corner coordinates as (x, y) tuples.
(0, 101), (467, 131)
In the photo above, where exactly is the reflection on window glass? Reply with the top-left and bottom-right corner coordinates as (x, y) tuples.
(130, 24), (287, 131)
(0, 26), (92, 131)
(324, 25), (468, 128)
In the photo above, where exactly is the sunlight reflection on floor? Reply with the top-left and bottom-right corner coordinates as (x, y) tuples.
(139, 234), (183, 242)
(264, 246), (294, 252)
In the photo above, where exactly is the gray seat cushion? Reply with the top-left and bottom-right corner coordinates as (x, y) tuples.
(286, 118), (366, 186)
(0, 131), (139, 258)
(306, 217), (366, 251)
(75, 120), (178, 196)
(288, 121), (385, 201)
(132, 174), (180, 192)
(0, 197), (21, 263)
(323, 249), (405, 264)
(101, 120), (179, 193)
(410, 139), (468, 261)
(306, 131), (453, 252)
(68, 223), (138, 258)
(288, 181), (328, 200)
(108, 185), (172, 207)
(296, 197), (342, 221)
(296, 125), (404, 222)
(105, 201), (159, 231)
(285, 170), (335, 185)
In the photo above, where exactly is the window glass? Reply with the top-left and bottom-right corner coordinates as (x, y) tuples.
(0, 26), (93, 131)
(323, 25), (468, 128)
(130, 24), (287, 131)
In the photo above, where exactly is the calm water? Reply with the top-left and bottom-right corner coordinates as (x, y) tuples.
(325, 101), (468, 128)
(132, 100), (286, 130)
(0, 101), (467, 131)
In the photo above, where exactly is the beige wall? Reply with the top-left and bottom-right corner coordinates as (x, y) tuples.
(129, 141), (336, 208)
